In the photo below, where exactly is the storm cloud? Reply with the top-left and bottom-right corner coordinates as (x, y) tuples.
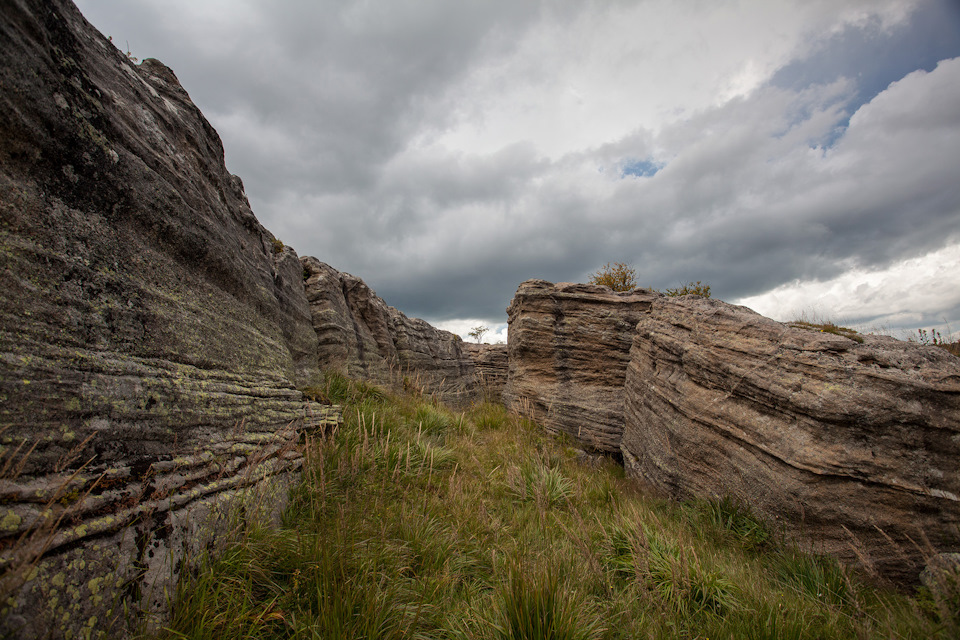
(74, 0), (960, 340)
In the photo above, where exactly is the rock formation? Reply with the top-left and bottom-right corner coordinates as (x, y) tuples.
(621, 296), (960, 582)
(302, 257), (479, 406)
(462, 342), (509, 403)
(504, 280), (658, 454)
(0, 2), (338, 638)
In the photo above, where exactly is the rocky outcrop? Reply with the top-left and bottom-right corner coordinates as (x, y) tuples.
(302, 257), (478, 406)
(621, 296), (960, 582)
(462, 342), (509, 402)
(0, 2), (339, 638)
(504, 280), (658, 454)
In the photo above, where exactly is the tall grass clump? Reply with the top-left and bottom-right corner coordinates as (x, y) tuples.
(492, 563), (604, 640)
(152, 375), (952, 640)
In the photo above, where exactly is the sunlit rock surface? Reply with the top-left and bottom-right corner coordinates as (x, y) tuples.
(504, 279), (658, 454)
(621, 296), (960, 582)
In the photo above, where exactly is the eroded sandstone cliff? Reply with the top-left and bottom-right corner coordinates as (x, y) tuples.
(503, 279), (658, 454)
(462, 342), (509, 403)
(0, 2), (338, 637)
(621, 296), (960, 582)
(302, 257), (479, 406)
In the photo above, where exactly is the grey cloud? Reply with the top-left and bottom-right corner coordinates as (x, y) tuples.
(73, 1), (960, 333)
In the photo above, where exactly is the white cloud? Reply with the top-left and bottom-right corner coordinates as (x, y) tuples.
(433, 320), (508, 345)
(425, 0), (920, 159)
(734, 243), (960, 338)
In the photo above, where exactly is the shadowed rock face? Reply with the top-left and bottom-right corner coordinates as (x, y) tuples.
(504, 280), (658, 454)
(462, 343), (509, 403)
(302, 257), (478, 406)
(0, 1), (338, 637)
(621, 296), (960, 582)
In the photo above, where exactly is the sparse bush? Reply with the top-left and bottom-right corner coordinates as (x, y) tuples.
(469, 325), (489, 343)
(663, 280), (712, 298)
(588, 264), (714, 298)
(917, 328), (960, 356)
(588, 262), (637, 291)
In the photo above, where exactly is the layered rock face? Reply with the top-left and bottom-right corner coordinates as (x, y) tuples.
(302, 257), (478, 405)
(621, 296), (960, 582)
(0, 2), (338, 638)
(504, 280), (658, 454)
(462, 343), (509, 402)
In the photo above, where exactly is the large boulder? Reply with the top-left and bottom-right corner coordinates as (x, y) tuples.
(621, 296), (960, 582)
(302, 257), (479, 405)
(504, 280), (658, 454)
(0, 1), (338, 637)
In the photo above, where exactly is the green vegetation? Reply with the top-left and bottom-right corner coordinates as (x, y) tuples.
(152, 376), (954, 639)
(271, 237), (286, 255)
(662, 281), (711, 298)
(917, 328), (960, 357)
(469, 325), (490, 343)
(588, 263), (711, 298)
(789, 320), (865, 343)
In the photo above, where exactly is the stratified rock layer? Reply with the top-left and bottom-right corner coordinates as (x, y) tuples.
(463, 342), (509, 403)
(0, 2), (338, 637)
(504, 280), (658, 453)
(302, 257), (478, 405)
(621, 296), (960, 582)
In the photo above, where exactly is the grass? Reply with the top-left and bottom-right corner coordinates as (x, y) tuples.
(148, 376), (954, 640)
(788, 320), (864, 343)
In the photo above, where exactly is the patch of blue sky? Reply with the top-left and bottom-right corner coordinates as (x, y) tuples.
(621, 158), (662, 178)
(771, 0), (960, 149)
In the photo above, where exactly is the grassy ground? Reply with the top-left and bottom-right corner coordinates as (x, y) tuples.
(151, 373), (956, 639)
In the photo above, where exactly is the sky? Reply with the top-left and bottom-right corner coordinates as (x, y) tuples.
(74, 0), (960, 344)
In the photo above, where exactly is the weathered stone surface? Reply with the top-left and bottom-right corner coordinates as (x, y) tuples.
(0, 1), (339, 637)
(302, 257), (478, 405)
(621, 296), (960, 582)
(504, 280), (658, 454)
(462, 342), (509, 403)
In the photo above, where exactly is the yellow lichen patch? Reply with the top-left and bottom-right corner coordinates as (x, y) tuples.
(0, 510), (22, 532)
(87, 576), (103, 595)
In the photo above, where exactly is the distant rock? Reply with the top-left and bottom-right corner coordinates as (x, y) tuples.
(0, 1), (337, 637)
(504, 280), (658, 454)
(621, 296), (960, 582)
(462, 342), (509, 403)
(302, 257), (478, 405)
